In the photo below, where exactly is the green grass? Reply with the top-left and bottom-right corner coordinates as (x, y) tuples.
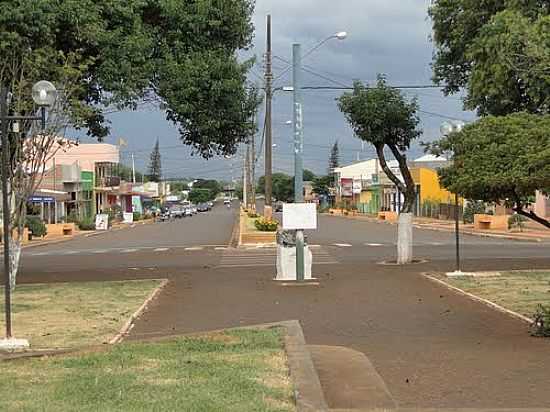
(0, 328), (295, 412)
(445, 271), (550, 318)
(0, 280), (162, 349)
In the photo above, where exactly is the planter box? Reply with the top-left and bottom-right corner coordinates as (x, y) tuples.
(241, 232), (277, 245)
(474, 214), (509, 231)
(45, 223), (76, 238)
(378, 211), (398, 223)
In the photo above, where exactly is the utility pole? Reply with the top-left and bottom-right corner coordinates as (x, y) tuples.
(131, 153), (136, 184)
(243, 142), (249, 208)
(292, 43), (305, 281)
(250, 128), (256, 210)
(264, 14), (273, 209)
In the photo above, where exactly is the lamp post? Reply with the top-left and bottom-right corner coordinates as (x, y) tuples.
(440, 120), (465, 275)
(1, 80), (56, 346)
(291, 32), (347, 281)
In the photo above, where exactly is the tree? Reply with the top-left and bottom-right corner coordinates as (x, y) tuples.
(429, 113), (550, 229)
(257, 173), (293, 202)
(147, 139), (162, 182)
(188, 189), (213, 204)
(328, 141), (340, 181)
(193, 179), (221, 197)
(303, 169), (316, 182)
(118, 164), (143, 183)
(0, 0), (256, 288)
(429, 0), (550, 116)
(338, 75), (421, 264)
(312, 175), (333, 197)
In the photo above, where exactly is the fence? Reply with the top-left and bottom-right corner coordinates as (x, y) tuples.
(417, 201), (462, 221)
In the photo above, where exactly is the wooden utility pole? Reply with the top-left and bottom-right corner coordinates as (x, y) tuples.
(264, 14), (273, 207)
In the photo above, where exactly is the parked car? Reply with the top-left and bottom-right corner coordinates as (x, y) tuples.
(207, 201), (214, 209)
(183, 207), (193, 217)
(197, 203), (209, 212)
(223, 197), (231, 205)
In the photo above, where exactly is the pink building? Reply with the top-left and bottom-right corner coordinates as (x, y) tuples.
(535, 192), (550, 219)
(45, 142), (119, 171)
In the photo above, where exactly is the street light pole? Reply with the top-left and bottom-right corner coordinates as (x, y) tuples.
(292, 43), (305, 281)
(264, 14), (273, 209)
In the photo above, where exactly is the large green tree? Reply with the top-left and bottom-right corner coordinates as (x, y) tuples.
(430, 113), (550, 228)
(257, 173), (293, 202)
(429, 0), (550, 115)
(0, 0), (257, 155)
(338, 76), (421, 213)
(193, 179), (222, 196)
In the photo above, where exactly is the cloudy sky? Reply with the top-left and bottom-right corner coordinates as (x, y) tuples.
(76, 0), (476, 181)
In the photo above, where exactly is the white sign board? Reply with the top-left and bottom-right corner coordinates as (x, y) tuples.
(122, 212), (134, 224)
(282, 203), (317, 230)
(95, 214), (109, 231)
(352, 180), (362, 194)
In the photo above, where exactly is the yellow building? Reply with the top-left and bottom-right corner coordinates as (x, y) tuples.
(410, 167), (455, 205)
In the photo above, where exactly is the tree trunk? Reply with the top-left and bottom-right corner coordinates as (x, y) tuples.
(397, 212), (413, 264)
(513, 207), (550, 229)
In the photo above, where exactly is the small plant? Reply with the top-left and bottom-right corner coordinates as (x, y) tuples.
(508, 213), (527, 231)
(531, 305), (550, 337)
(25, 216), (47, 238)
(247, 211), (260, 218)
(463, 200), (487, 224)
(77, 217), (96, 231)
(133, 212), (142, 221)
(254, 217), (278, 232)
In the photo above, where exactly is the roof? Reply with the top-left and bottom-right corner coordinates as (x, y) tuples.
(414, 154), (448, 163)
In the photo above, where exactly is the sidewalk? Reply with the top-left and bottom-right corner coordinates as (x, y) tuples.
(326, 212), (550, 242)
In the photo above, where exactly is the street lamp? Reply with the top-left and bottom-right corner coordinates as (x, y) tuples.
(440, 120), (465, 276)
(292, 32), (347, 281)
(1, 80), (56, 349)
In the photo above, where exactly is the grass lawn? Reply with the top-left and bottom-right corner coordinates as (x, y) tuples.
(443, 271), (550, 318)
(0, 328), (294, 412)
(0, 280), (162, 349)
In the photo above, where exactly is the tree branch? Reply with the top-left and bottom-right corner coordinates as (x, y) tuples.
(375, 144), (406, 194)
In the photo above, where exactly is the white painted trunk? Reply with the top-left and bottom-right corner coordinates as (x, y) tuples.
(9, 238), (21, 289)
(397, 212), (413, 264)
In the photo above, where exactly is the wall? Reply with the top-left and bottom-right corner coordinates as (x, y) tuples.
(46, 143), (119, 171)
(411, 167), (454, 204)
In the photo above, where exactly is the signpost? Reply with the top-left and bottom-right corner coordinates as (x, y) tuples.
(95, 214), (109, 231)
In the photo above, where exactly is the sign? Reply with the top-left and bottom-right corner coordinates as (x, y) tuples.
(29, 196), (55, 203)
(95, 214), (109, 231)
(341, 178), (353, 197)
(282, 203), (317, 230)
(122, 212), (134, 224)
(132, 195), (143, 214)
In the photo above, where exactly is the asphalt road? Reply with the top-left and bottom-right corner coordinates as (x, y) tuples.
(9, 205), (550, 408)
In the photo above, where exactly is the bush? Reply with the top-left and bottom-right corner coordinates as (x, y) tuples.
(77, 217), (96, 231)
(508, 214), (527, 231)
(463, 200), (487, 224)
(25, 216), (47, 238)
(133, 212), (142, 221)
(254, 217), (278, 232)
(531, 305), (550, 337)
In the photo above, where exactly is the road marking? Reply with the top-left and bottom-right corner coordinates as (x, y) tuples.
(30, 252), (49, 256)
(154, 248), (169, 252)
(185, 247), (204, 251)
(121, 248), (138, 253)
(92, 249), (108, 254)
(333, 243), (352, 247)
(366, 243), (385, 247)
(215, 247), (228, 250)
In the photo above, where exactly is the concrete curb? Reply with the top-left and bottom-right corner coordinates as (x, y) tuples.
(421, 273), (534, 325)
(323, 213), (546, 243)
(229, 212), (241, 248)
(109, 279), (170, 344)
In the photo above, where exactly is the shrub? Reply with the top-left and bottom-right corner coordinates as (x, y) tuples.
(463, 200), (487, 224)
(508, 214), (527, 231)
(254, 217), (278, 232)
(531, 305), (550, 337)
(133, 212), (142, 221)
(25, 216), (47, 238)
(77, 217), (96, 231)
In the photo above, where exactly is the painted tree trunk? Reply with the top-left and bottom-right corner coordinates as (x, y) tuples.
(397, 212), (413, 264)
(9, 237), (21, 289)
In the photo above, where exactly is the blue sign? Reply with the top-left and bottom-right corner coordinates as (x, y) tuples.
(29, 196), (55, 203)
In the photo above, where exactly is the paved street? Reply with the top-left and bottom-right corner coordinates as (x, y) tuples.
(10, 207), (550, 408)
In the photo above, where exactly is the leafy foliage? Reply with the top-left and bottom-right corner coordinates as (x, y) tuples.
(0, 0), (257, 155)
(254, 217), (278, 232)
(188, 188), (214, 204)
(463, 200), (488, 224)
(312, 175), (333, 197)
(338, 76), (421, 213)
(429, 0), (550, 115)
(430, 113), (550, 228)
(25, 216), (47, 238)
(193, 179), (222, 196)
(329, 141), (340, 178)
(257, 173), (294, 202)
(531, 304), (550, 337)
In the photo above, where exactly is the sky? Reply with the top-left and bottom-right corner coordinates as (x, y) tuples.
(75, 0), (476, 181)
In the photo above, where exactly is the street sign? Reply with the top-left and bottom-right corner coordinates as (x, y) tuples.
(282, 203), (317, 230)
(95, 214), (109, 230)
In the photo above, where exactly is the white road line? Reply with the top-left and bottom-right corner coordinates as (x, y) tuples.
(366, 243), (385, 247)
(215, 247), (228, 250)
(333, 243), (353, 247)
(121, 249), (138, 253)
(92, 250), (108, 254)
(185, 247), (204, 251)
(154, 248), (169, 252)
(30, 252), (49, 256)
